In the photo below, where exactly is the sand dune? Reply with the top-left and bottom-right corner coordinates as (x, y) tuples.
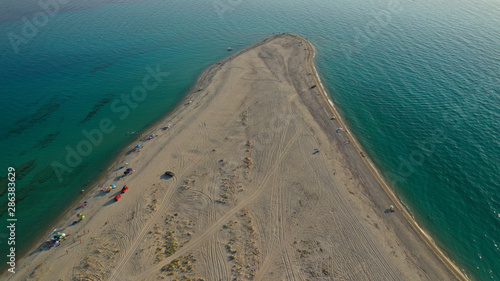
(5, 34), (464, 281)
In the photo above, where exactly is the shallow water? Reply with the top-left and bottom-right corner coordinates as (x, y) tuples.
(0, 0), (498, 279)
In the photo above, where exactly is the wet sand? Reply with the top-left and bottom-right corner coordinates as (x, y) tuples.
(4, 34), (466, 281)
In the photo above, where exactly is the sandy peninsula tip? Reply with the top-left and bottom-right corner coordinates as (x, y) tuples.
(4, 34), (466, 281)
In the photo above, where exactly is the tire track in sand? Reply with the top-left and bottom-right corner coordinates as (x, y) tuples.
(298, 127), (401, 280)
(108, 131), (212, 281)
(138, 127), (301, 280)
(253, 92), (307, 280)
(108, 178), (177, 281)
(199, 120), (233, 280)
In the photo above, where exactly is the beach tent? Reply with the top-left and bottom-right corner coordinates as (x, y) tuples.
(114, 194), (121, 201)
(136, 144), (141, 148)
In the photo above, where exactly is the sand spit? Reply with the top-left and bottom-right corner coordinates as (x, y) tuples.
(5, 34), (465, 281)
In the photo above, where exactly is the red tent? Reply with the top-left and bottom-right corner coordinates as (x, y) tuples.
(114, 194), (121, 201)
(121, 186), (129, 193)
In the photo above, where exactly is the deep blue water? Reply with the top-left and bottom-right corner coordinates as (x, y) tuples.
(0, 0), (498, 279)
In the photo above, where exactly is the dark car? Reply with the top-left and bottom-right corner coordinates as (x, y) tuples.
(164, 171), (175, 178)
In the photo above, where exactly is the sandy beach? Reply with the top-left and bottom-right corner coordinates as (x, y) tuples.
(5, 34), (466, 281)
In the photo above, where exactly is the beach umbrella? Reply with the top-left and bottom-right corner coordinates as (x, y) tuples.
(136, 144), (141, 148)
(47, 229), (57, 238)
(110, 184), (116, 188)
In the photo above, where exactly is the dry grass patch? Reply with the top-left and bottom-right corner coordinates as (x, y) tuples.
(244, 156), (253, 168)
(160, 254), (203, 280)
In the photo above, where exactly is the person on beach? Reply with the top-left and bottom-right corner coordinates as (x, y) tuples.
(77, 213), (85, 222)
(314, 148), (320, 154)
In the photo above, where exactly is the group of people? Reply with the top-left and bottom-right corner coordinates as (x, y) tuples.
(101, 184), (117, 192)
(134, 124), (172, 151)
(75, 213), (85, 224)
(56, 123), (170, 249)
(336, 127), (348, 134)
(46, 231), (68, 248)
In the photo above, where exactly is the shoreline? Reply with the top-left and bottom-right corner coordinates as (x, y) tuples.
(4, 33), (468, 280)
(291, 34), (469, 281)
(295, 35), (469, 281)
(0, 33), (284, 278)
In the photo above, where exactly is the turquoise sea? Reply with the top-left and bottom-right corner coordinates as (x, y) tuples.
(0, 0), (498, 279)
